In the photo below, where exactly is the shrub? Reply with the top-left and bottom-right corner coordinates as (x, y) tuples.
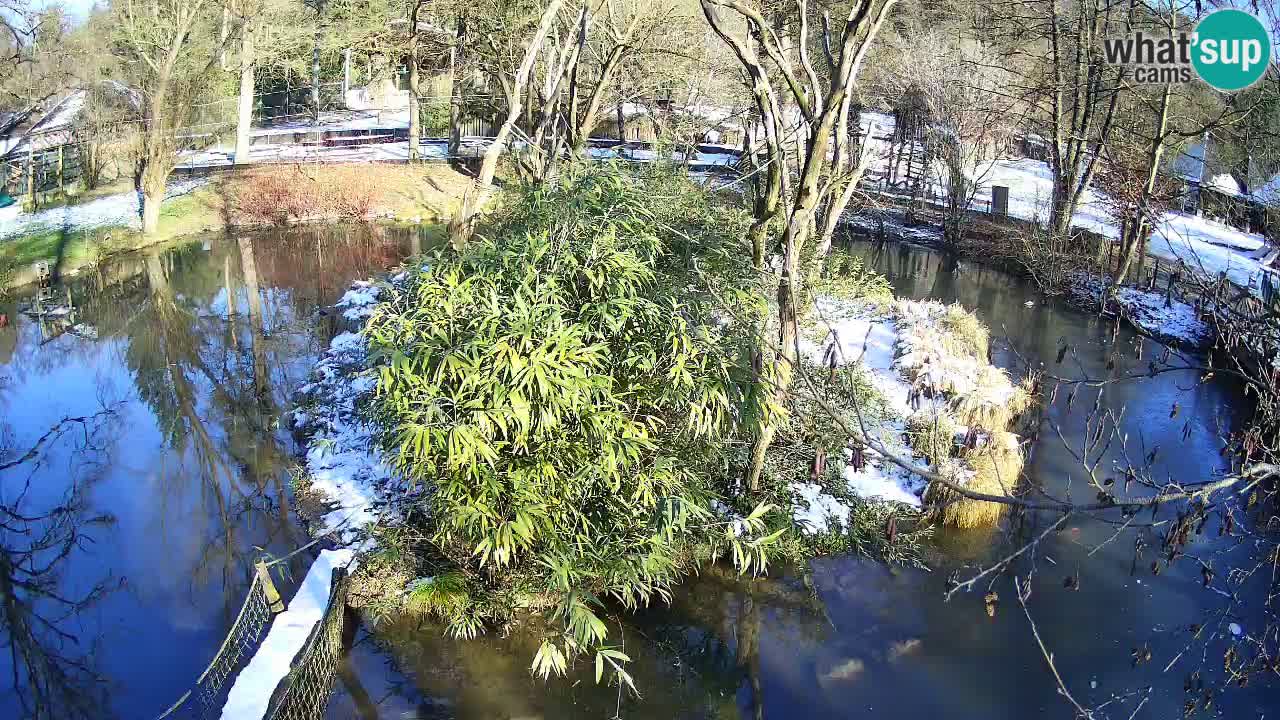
(814, 248), (894, 303)
(230, 165), (380, 225)
(364, 164), (779, 686)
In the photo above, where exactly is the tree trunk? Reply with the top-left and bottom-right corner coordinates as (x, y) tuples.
(142, 181), (163, 234)
(449, 0), (565, 249)
(1114, 82), (1173, 288)
(408, 17), (420, 162)
(447, 16), (466, 159)
(311, 11), (323, 123)
(234, 20), (255, 165)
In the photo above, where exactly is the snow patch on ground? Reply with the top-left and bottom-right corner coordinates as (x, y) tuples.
(219, 548), (355, 720)
(857, 108), (1272, 294)
(0, 178), (209, 240)
(794, 300), (932, 529)
(842, 208), (946, 245)
(335, 281), (382, 322)
(791, 296), (1028, 532)
(295, 285), (412, 542)
(1070, 273), (1212, 348)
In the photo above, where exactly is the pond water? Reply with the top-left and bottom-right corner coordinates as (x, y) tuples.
(0, 224), (438, 719)
(329, 240), (1278, 719)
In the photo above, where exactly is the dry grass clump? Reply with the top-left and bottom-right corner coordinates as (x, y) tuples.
(937, 303), (989, 359)
(228, 163), (473, 226)
(905, 408), (959, 465)
(926, 431), (1024, 529)
(230, 165), (379, 224)
(950, 366), (1036, 432)
(891, 300), (1040, 528)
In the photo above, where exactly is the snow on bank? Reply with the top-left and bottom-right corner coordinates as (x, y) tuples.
(858, 108), (1271, 293)
(294, 280), (409, 543)
(219, 548), (355, 720)
(791, 296), (1028, 532)
(792, 301), (924, 530)
(216, 278), (411, 720)
(1070, 273), (1212, 348)
(843, 208), (946, 245)
(0, 178), (209, 240)
(967, 157), (1270, 291)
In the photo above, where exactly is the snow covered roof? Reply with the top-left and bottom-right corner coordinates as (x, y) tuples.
(0, 83), (140, 161)
(1207, 172), (1243, 197)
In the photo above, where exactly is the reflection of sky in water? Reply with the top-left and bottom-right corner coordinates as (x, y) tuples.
(338, 241), (1277, 720)
(0, 226), (422, 718)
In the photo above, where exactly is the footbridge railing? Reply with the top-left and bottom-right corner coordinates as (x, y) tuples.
(154, 551), (351, 720)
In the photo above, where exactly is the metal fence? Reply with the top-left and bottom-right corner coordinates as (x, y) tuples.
(150, 548), (356, 720)
(1, 145), (85, 203)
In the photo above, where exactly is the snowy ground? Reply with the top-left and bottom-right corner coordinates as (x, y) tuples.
(843, 207), (946, 245)
(853, 110), (1273, 294)
(1069, 273), (1213, 348)
(790, 296), (1019, 533)
(969, 158), (1270, 291)
(215, 278), (421, 720)
(0, 178), (208, 240)
(293, 279), (415, 543)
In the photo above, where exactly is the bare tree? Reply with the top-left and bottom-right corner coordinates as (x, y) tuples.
(990, 0), (1132, 242)
(111, 0), (230, 234)
(702, 0), (898, 492)
(447, 0), (566, 247)
(878, 29), (1015, 248)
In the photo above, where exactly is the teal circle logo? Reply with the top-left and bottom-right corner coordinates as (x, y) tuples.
(1192, 9), (1271, 92)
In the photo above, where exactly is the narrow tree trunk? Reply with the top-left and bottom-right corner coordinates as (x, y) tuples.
(449, 0), (565, 248)
(234, 19), (255, 166)
(407, 17), (420, 162)
(311, 10), (323, 123)
(1114, 82), (1172, 288)
(447, 16), (466, 159)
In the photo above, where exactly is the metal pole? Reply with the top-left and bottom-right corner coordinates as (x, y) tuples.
(343, 48), (351, 96)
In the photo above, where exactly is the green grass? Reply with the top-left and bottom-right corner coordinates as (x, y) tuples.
(0, 186), (225, 288)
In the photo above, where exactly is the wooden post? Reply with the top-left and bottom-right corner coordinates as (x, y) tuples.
(57, 145), (64, 193)
(1166, 272), (1176, 308)
(26, 146), (35, 207)
(255, 560), (286, 613)
(343, 48), (351, 96)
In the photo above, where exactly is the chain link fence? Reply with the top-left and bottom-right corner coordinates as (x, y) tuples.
(154, 557), (351, 720)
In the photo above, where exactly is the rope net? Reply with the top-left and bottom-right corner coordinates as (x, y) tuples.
(264, 567), (351, 720)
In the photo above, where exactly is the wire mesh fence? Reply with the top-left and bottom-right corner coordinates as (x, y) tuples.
(263, 567), (351, 720)
(1, 145), (86, 202)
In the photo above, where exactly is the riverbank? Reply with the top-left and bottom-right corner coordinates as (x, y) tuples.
(843, 207), (1221, 350)
(0, 163), (474, 290)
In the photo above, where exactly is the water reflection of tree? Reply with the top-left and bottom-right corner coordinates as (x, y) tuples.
(122, 243), (303, 620)
(0, 408), (119, 720)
